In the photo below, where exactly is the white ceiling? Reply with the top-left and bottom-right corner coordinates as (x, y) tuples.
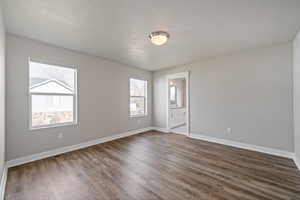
(3, 0), (300, 71)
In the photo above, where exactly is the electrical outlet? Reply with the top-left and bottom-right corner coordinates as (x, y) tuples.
(227, 128), (232, 133)
(58, 133), (64, 139)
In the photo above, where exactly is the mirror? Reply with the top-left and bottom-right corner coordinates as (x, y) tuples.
(169, 78), (185, 108)
(169, 85), (177, 105)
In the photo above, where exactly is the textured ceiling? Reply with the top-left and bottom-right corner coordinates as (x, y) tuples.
(3, 0), (300, 71)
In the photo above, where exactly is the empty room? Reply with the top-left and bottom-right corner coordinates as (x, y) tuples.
(2, 0), (300, 199)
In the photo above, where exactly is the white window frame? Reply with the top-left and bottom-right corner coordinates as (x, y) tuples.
(129, 78), (148, 117)
(28, 59), (78, 130)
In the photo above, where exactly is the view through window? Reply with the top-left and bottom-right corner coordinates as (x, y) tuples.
(130, 78), (147, 116)
(29, 61), (77, 128)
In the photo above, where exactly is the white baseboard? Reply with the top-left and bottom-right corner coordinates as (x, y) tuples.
(189, 133), (294, 159)
(151, 126), (188, 135)
(6, 127), (152, 168)
(169, 122), (186, 129)
(144, 128), (296, 162)
(171, 130), (187, 135)
(150, 127), (170, 133)
(5, 126), (298, 169)
(294, 155), (300, 170)
(0, 166), (7, 200)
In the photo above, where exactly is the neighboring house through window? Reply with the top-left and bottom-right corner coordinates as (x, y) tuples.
(29, 60), (77, 129)
(130, 78), (147, 117)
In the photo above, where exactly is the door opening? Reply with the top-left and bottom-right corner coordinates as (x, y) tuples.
(166, 72), (189, 136)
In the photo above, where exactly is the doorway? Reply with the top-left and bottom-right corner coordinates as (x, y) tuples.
(166, 72), (189, 136)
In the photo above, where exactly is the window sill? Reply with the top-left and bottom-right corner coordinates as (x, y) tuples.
(30, 122), (78, 131)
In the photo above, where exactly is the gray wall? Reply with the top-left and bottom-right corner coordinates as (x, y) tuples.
(153, 43), (294, 152)
(4, 33), (294, 160)
(294, 30), (300, 162)
(6, 34), (152, 160)
(0, 2), (5, 178)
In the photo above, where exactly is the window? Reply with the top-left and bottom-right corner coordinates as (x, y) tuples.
(29, 60), (77, 129)
(130, 78), (147, 117)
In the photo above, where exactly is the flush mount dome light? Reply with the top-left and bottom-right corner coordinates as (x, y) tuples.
(149, 31), (170, 46)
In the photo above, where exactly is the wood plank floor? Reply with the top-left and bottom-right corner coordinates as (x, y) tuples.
(5, 131), (300, 200)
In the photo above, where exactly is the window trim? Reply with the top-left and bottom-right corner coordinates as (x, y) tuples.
(28, 58), (78, 130)
(129, 78), (148, 118)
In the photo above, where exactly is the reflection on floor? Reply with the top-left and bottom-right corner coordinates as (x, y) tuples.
(171, 124), (187, 135)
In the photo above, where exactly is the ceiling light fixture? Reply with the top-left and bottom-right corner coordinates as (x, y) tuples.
(149, 31), (170, 46)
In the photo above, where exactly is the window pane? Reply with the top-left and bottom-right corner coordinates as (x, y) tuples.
(130, 79), (147, 96)
(31, 95), (74, 127)
(30, 61), (76, 94)
(130, 97), (145, 116)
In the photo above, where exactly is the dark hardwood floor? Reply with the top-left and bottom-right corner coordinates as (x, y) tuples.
(5, 131), (300, 200)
